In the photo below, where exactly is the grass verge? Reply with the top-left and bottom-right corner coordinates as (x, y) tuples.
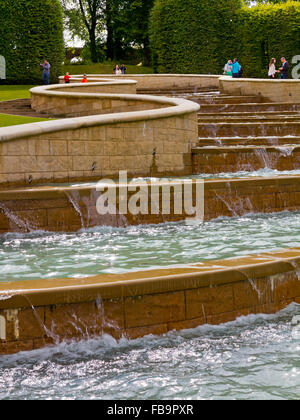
(0, 113), (50, 127)
(0, 85), (35, 102)
(62, 62), (153, 75)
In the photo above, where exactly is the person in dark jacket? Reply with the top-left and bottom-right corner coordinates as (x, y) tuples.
(278, 57), (289, 79)
(120, 64), (127, 74)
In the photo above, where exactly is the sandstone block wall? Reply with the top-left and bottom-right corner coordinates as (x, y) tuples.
(219, 76), (300, 103)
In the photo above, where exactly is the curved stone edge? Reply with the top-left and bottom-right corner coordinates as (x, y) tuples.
(0, 88), (199, 142)
(59, 74), (221, 90)
(219, 76), (300, 103)
(0, 174), (299, 233)
(0, 79), (200, 187)
(0, 248), (299, 353)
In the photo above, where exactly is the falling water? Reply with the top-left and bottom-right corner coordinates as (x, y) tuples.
(0, 202), (34, 232)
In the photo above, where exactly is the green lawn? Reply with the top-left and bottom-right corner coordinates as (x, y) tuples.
(0, 113), (50, 128)
(62, 61), (153, 75)
(0, 85), (35, 102)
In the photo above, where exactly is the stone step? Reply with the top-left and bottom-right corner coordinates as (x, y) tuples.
(196, 103), (300, 113)
(138, 87), (217, 95)
(198, 122), (300, 137)
(198, 114), (300, 123)
(193, 95), (263, 105)
(192, 145), (300, 174)
(0, 98), (50, 118)
(197, 136), (300, 147)
(198, 111), (300, 117)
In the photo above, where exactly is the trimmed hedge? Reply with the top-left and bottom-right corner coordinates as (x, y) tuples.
(235, 1), (300, 78)
(149, 0), (243, 74)
(0, 0), (64, 84)
(150, 0), (300, 78)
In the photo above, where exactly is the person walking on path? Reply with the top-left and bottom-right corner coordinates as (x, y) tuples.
(40, 60), (51, 85)
(231, 58), (241, 78)
(278, 57), (289, 79)
(224, 60), (233, 76)
(268, 58), (277, 79)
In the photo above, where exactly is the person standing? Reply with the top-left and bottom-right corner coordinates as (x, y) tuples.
(113, 64), (122, 75)
(64, 72), (71, 83)
(224, 60), (233, 76)
(120, 64), (127, 74)
(278, 57), (289, 79)
(231, 58), (241, 78)
(268, 58), (277, 79)
(40, 60), (51, 85)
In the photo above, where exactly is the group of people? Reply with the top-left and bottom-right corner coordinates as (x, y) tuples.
(268, 57), (289, 79)
(41, 55), (291, 86)
(224, 59), (243, 78)
(113, 64), (127, 75)
(64, 72), (88, 83)
(224, 56), (290, 79)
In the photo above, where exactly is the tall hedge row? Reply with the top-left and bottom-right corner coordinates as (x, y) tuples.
(149, 0), (243, 74)
(0, 0), (64, 84)
(150, 0), (300, 77)
(235, 2), (300, 78)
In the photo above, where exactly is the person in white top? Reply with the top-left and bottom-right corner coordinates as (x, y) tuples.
(268, 58), (276, 79)
(113, 64), (122, 75)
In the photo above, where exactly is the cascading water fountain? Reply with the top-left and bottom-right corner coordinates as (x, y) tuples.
(0, 74), (300, 372)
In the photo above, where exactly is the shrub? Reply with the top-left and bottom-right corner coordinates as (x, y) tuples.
(235, 1), (300, 78)
(149, 0), (243, 74)
(150, 0), (300, 78)
(0, 0), (64, 84)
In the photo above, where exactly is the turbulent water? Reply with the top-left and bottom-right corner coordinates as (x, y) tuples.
(0, 211), (299, 282)
(1, 204), (300, 400)
(0, 304), (299, 400)
(40, 169), (300, 189)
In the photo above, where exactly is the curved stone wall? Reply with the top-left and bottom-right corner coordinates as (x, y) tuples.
(59, 74), (221, 91)
(0, 80), (199, 188)
(219, 76), (300, 103)
(30, 80), (138, 116)
(0, 175), (299, 233)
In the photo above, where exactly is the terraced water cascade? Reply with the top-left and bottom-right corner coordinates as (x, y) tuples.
(0, 75), (300, 360)
(192, 90), (300, 174)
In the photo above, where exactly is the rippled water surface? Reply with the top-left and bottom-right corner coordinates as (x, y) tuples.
(0, 211), (300, 282)
(0, 305), (299, 400)
(41, 168), (300, 188)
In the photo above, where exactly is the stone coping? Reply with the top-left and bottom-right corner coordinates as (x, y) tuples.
(193, 145), (300, 153)
(31, 79), (137, 95)
(219, 76), (300, 103)
(220, 76), (300, 84)
(0, 248), (299, 310)
(0, 87), (200, 142)
(59, 74), (221, 80)
(0, 173), (299, 197)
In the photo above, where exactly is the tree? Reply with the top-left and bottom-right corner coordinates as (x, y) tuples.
(62, 0), (105, 62)
(0, 0), (64, 83)
(118, 0), (155, 65)
(62, 0), (155, 64)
